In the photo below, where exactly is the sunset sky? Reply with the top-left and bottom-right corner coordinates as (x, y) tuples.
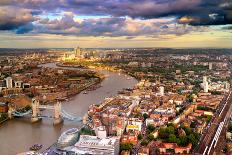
(0, 0), (231, 48)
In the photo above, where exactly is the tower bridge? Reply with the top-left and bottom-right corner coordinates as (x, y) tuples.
(9, 98), (83, 125)
(31, 98), (63, 124)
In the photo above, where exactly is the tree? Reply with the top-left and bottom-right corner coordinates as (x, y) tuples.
(187, 94), (194, 102)
(197, 106), (210, 111)
(80, 127), (95, 135)
(206, 115), (212, 124)
(178, 136), (188, 146)
(168, 134), (177, 143)
(167, 123), (174, 127)
(188, 134), (198, 146)
(141, 140), (149, 146)
(143, 113), (149, 120)
(120, 143), (133, 151)
(138, 134), (143, 140)
(25, 105), (31, 111)
(166, 126), (175, 135)
(147, 133), (155, 141)
(228, 123), (232, 132)
(147, 124), (155, 133)
(211, 91), (222, 95)
(190, 121), (197, 128)
(159, 128), (169, 139)
(177, 88), (183, 94)
(181, 126), (192, 135)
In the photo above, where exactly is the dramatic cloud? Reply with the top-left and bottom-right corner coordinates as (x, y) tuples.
(0, 0), (231, 36)
(0, 6), (35, 33)
(33, 13), (206, 37)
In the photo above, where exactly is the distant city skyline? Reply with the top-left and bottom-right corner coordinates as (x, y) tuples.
(0, 0), (231, 48)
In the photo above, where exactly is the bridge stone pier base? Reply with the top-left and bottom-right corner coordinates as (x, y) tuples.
(31, 98), (42, 123)
(53, 101), (63, 125)
(8, 107), (13, 119)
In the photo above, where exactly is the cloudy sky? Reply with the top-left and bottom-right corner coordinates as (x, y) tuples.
(0, 0), (231, 48)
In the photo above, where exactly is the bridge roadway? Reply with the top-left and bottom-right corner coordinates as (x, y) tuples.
(12, 108), (82, 122)
(39, 105), (55, 110)
(194, 90), (232, 155)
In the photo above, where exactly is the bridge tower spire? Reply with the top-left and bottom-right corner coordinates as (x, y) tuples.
(53, 101), (63, 125)
(31, 98), (41, 122)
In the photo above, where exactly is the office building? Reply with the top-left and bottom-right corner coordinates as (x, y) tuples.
(209, 62), (213, 70)
(64, 135), (120, 155)
(159, 86), (164, 96)
(5, 77), (13, 89)
(203, 76), (209, 93)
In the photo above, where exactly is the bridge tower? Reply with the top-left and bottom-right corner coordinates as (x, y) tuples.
(53, 101), (63, 125)
(8, 106), (13, 119)
(31, 98), (41, 123)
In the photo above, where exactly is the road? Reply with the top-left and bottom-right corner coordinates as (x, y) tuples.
(194, 91), (232, 155)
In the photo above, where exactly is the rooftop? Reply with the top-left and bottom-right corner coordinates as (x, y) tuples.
(75, 135), (119, 148)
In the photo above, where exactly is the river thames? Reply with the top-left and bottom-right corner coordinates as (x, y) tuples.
(0, 63), (137, 155)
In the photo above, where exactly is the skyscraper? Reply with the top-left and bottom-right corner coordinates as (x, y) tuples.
(209, 62), (213, 70)
(159, 86), (164, 96)
(74, 47), (82, 58)
(203, 76), (209, 93)
(5, 77), (13, 89)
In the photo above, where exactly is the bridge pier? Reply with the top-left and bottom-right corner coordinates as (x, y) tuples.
(31, 98), (41, 123)
(53, 117), (63, 125)
(8, 107), (13, 119)
(53, 101), (63, 125)
(30, 98), (64, 124)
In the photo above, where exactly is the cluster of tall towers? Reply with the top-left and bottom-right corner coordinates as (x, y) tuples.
(74, 47), (82, 58)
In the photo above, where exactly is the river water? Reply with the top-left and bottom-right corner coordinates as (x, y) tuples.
(0, 63), (137, 155)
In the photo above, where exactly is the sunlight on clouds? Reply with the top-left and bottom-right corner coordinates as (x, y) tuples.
(0, 28), (231, 48)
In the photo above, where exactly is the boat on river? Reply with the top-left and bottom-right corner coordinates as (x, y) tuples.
(29, 144), (43, 151)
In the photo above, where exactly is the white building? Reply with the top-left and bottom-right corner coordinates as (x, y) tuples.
(204, 82), (209, 93)
(5, 77), (13, 89)
(14, 81), (22, 88)
(209, 62), (213, 70)
(95, 126), (107, 139)
(203, 76), (209, 93)
(128, 62), (139, 67)
(126, 118), (143, 132)
(146, 118), (155, 126)
(225, 82), (230, 90)
(159, 86), (164, 96)
(65, 135), (120, 155)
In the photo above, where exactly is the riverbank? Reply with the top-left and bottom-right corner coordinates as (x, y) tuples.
(58, 61), (141, 82)
(56, 62), (88, 69)
(51, 62), (108, 98)
(65, 78), (103, 98)
(0, 118), (9, 125)
(37, 62), (105, 103)
(0, 112), (8, 125)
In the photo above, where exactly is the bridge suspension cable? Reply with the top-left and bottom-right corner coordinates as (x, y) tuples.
(12, 110), (32, 117)
(61, 110), (82, 122)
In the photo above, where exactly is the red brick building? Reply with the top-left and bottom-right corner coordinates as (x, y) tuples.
(0, 102), (8, 113)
